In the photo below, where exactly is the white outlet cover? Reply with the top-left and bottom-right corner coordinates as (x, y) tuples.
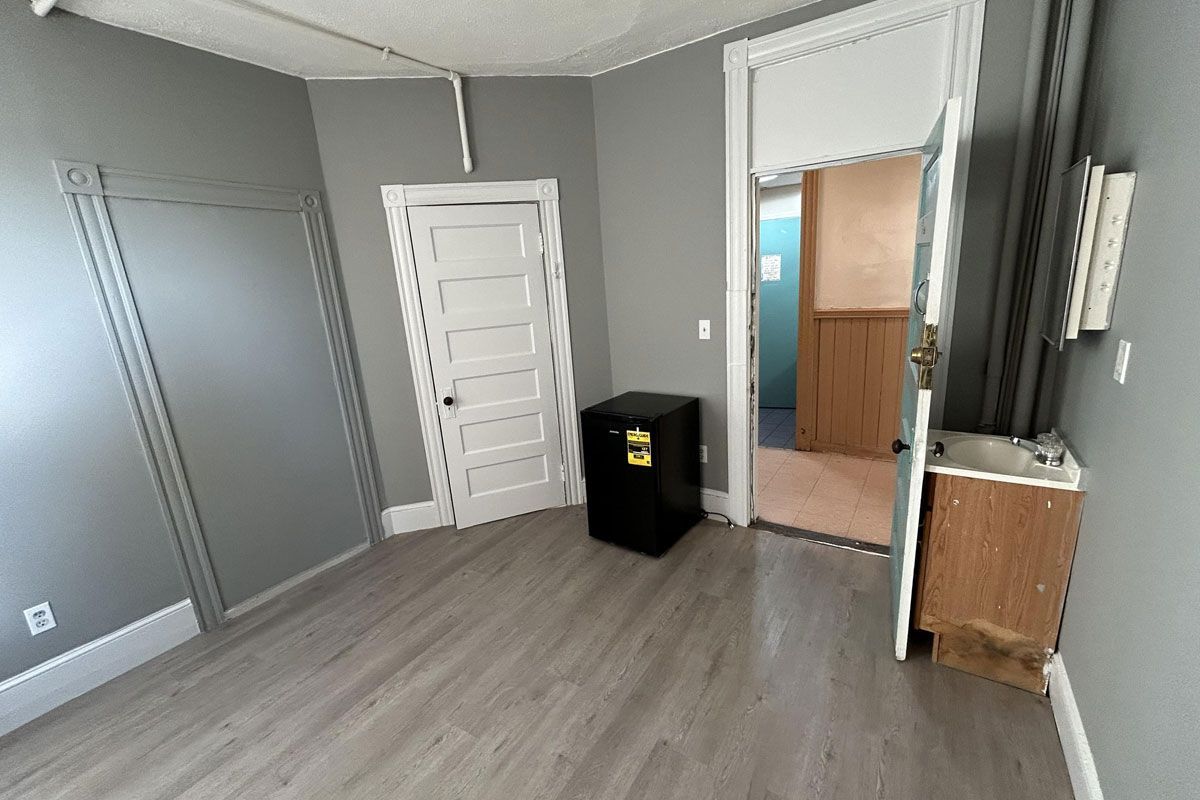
(24, 602), (56, 636)
(1114, 339), (1131, 384)
(699, 444), (708, 463)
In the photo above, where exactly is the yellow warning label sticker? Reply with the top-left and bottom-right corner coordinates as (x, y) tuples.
(626, 430), (652, 467)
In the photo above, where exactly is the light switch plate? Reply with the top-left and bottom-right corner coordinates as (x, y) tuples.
(1113, 339), (1131, 384)
(698, 320), (711, 340)
(699, 444), (708, 463)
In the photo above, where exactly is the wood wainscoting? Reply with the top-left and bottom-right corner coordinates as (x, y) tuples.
(792, 168), (911, 458)
(802, 308), (908, 457)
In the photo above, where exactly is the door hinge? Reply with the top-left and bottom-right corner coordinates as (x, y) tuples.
(538, 233), (545, 255)
(560, 464), (566, 482)
(908, 323), (940, 390)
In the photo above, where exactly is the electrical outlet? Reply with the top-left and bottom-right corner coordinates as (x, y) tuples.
(698, 319), (711, 340)
(24, 602), (56, 636)
(1113, 339), (1131, 384)
(699, 444), (708, 463)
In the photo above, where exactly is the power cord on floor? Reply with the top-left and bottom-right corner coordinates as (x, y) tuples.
(701, 510), (737, 529)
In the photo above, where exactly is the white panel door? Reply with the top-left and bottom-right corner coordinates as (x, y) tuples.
(890, 98), (964, 659)
(408, 203), (566, 529)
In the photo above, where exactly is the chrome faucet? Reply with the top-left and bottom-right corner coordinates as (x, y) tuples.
(1009, 433), (1065, 467)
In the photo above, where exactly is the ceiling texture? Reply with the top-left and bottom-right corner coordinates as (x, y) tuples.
(58, 0), (816, 77)
(55, 0), (816, 78)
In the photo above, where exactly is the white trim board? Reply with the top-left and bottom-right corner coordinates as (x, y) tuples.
(382, 501), (442, 537)
(379, 179), (585, 528)
(1049, 653), (1105, 800)
(0, 599), (199, 737)
(224, 542), (370, 619)
(701, 488), (732, 520)
(722, 0), (985, 525)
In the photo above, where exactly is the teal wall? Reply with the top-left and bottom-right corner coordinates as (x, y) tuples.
(757, 216), (801, 408)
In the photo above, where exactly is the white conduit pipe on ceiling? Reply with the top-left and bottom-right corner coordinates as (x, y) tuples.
(218, 0), (475, 173)
(29, 0), (475, 172)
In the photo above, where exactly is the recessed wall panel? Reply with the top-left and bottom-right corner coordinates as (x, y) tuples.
(430, 223), (525, 262)
(438, 274), (530, 314)
(446, 323), (534, 363)
(106, 198), (365, 609)
(459, 412), (545, 454)
(466, 454), (548, 497)
(751, 16), (949, 170)
(453, 369), (540, 409)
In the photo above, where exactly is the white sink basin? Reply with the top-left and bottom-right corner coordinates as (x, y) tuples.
(942, 437), (1035, 474)
(926, 430), (1086, 491)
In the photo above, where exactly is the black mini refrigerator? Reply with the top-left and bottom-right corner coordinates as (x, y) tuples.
(581, 392), (702, 556)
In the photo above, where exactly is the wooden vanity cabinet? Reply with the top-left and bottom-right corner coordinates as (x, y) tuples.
(915, 473), (1084, 693)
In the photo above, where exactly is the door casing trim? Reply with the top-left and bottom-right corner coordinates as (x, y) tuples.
(380, 179), (584, 527)
(724, 0), (986, 526)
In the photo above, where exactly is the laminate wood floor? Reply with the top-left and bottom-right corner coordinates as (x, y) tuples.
(0, 506), (1073, 799)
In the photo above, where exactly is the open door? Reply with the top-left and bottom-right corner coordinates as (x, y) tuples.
(890, 98), (964, 660)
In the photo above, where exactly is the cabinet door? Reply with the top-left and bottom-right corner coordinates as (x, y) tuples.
(918, 474), (1083, 690)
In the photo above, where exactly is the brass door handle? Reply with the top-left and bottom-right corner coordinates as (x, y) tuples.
(909, 323), (940, 391)
(910, 345), (939, 367)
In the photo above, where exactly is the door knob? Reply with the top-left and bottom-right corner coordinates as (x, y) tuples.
(909, 345), (939, 368)
(891, 439), (910, 454)
(442, 395), (454, 406)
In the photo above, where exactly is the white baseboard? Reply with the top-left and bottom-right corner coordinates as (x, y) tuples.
(0, 599), (199, 737)
(1049, 652), (1105, 800)
(225, 542), (370, 619)
(701, 488), (732, 520)
(382, 500), (441, 537)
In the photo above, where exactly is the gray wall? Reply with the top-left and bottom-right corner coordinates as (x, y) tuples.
(107, 200), (367, 609)
(592, 0), (1038, 490)
(307, 77), (612, 507)
(0, 5), (327, 678)
(1053, 2), (1200, 797)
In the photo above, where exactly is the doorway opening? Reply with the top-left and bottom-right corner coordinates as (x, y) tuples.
(753, 153), (923, 552)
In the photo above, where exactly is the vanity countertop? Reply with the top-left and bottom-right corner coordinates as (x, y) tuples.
(925, 430), (1087, 492)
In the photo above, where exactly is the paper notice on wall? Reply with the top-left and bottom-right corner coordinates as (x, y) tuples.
(761, 254), (782, 281)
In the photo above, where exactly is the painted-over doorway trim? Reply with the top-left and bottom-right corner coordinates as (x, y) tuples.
(723, 0), (986, 525)
(380, 179), (584, 527)
(54, 160), (385, 630)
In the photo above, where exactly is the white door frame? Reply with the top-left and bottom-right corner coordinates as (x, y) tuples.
(380, 179), (583, 526)
(724, 0), (986, 526)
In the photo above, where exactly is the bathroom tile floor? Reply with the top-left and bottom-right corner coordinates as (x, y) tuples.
(756, 447), (896, 547)
(758, 406), (797, 449)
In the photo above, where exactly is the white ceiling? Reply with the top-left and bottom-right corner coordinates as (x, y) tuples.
(57, 0), (819, 79)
